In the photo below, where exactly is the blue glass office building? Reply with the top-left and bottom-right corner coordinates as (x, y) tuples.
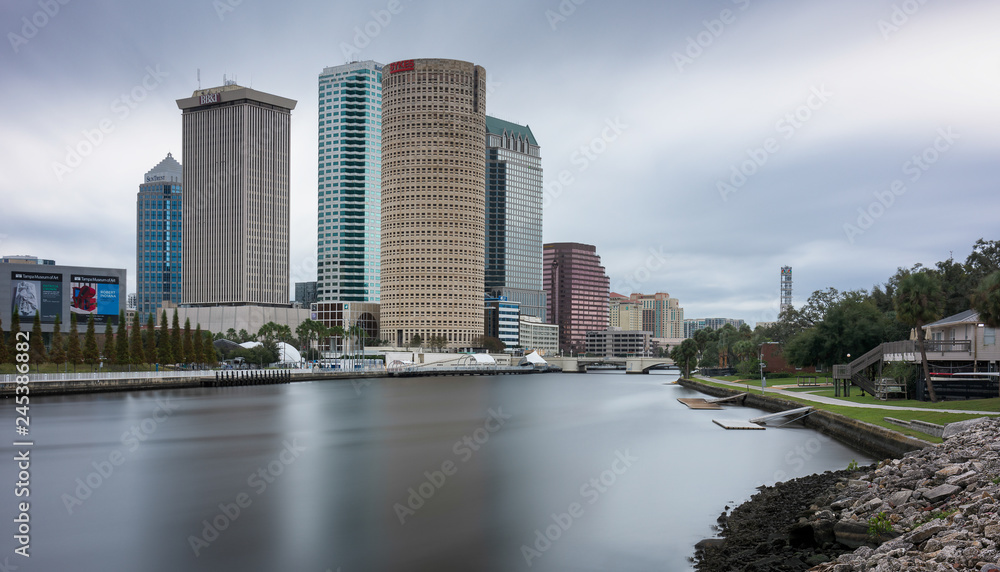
(317, 61), (382, 303)
(485, 116), (545, 320)
(136, 152), (183, 320)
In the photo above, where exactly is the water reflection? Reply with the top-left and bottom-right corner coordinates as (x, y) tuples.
(0, 371), (871, 571)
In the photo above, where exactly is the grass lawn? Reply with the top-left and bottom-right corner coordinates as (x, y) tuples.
(786, 388), (1000, 412)
(690, 376), (999, 444)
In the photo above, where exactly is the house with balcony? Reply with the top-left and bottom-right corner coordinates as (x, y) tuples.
(835, 309), (999, 400)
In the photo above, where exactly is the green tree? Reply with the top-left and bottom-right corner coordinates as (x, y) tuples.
(130, 311), (144, 364)
(171, 310), (182, 362)
(409, 334), (423, 348)
(474, 335), (505, 353)
(9, 312), (21, 364)
(249, 339), (279, 367)
(692, 328), (711, 357)
(670, 338), (698, 378)
(785, 291), (903, 370)
(0, 315), (8, 364)
(115, 311), (129, 366)
(193, 324), (205, 366)
(83, 314), (99, 367)
(971, 270), (1000, 396)
(698, 340), (719, 368)
(158, 310), (173, 364)
(50, 314), (66, 366)
(182, 318), (193, 364)
(145, 313), (157, 364)
(103, 321), (115, 365)
(67, 313), (82, 370)
(895, 271), (943, 402)
(30, 311), (46, 365)
(965, 239), (1000, 284)
(295, 320), (313, 354)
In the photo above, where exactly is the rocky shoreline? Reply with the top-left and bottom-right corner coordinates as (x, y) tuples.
(695, 417), (1000, 572)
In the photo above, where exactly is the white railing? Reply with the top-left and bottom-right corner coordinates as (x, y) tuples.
(1, 368), (282, 383)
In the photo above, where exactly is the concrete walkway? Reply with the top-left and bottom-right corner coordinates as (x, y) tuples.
(694, 375), (998, 416)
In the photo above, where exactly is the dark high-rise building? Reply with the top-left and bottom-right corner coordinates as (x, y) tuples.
(295, 281), (318, 307)
(543, 243), (610, 354)
(484, 116), (545, 320)
(380, 58), (487, 348)
(136, 152), (183, 320)
(176, 82), (296, 307)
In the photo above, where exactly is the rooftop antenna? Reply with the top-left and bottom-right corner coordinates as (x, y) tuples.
(197, 68), (201, 90)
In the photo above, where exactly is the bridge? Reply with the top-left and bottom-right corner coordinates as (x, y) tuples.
(545, 356), (675, 374)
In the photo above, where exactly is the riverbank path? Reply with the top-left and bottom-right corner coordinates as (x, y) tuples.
(693, 375), (998, 416)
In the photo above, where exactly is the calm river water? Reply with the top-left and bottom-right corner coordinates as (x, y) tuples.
(1, 370), (871, 571)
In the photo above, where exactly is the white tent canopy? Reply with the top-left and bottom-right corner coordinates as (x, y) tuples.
(521, 351), (547, 365)
(458, 353), (496, 366)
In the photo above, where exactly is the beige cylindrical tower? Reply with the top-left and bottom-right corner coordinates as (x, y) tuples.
(380, 58), (487, 348)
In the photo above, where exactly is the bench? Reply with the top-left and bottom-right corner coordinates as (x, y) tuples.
(796, 376), (821, 387)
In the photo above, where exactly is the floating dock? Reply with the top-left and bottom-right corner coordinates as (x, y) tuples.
(713, 419), (766, 430)
(678, 398), (722, 410)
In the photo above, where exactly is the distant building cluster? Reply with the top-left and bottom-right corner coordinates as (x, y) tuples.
(683, 318), (746, 338)
(4, 57), (710, 359)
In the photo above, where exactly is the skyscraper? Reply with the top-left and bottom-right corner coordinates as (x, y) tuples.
(484, 116), (545, 320)
(543, 243), (610, 354)
(380, 58), (487, 348)
(176, 82), (296, 307)
(317, 61), (382, 303)
(136, 152), (183, 320)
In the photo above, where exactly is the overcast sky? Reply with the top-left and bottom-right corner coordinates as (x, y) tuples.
(2, 0), (998, 326)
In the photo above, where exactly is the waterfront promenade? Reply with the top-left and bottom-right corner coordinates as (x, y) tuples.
(695, 375), (998, 416)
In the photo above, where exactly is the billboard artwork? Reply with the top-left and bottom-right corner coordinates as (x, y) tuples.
(10, 271), (63, 323)
(70, 275), (120, 325)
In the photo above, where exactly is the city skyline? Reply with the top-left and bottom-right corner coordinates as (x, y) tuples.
(2, 1), (999, 325)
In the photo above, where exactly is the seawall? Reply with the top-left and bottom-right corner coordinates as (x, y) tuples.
(678, 378), (931, 459)
(0, 370), (386, 397)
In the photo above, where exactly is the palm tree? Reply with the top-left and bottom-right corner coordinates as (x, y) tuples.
(971, 270), (1000, 396)
(895, 271), (943, 402)
(670, 338), (698, 378)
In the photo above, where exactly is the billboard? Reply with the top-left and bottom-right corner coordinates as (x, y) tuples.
(10, 271), (63, 323)
(70, 274), (120, 325)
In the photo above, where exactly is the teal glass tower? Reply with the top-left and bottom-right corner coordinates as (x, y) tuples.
(317, 61), (382, 303)
(135, 152), (183, 320)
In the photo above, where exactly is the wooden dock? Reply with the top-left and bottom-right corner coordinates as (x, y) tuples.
(677, 398), (722, 410)
(713, 419), (766, 430)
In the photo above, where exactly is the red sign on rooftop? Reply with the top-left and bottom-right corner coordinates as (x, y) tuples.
(389, 60), (414, 74)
